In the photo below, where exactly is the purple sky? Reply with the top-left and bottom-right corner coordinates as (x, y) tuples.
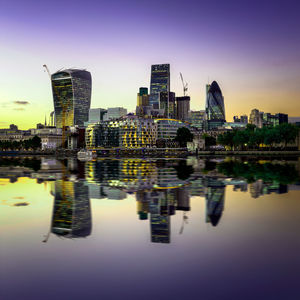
(1, 0), (300, 128)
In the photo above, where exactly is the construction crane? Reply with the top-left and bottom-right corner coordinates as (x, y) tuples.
(43, 64), (67, 148)
(180, 72), (188, 96)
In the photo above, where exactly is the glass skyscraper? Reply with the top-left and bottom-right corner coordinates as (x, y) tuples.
(205, 81), (226, 130)
(149, 64), (170, 109)
(51, 69), (92, 128)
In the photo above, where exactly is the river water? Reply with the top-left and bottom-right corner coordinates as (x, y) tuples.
(1, 157), (300, 300)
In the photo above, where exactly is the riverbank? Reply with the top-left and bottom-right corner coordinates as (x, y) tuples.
(1, 149), (300, 158)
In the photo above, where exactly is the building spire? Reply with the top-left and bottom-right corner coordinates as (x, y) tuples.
(45, 114), (47, 126)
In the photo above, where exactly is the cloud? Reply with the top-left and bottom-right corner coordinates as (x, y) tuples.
(14, 100), (29, 105)
(13, 202), (29, 207)
(13, 108), (25, 111)
(0, 121), (8, 125)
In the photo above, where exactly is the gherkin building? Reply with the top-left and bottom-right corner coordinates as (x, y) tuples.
(51, 69), (92, 128)
(205, 81), (226, 130)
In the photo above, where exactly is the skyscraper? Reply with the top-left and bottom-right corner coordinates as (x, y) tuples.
(176, 96), (190, 121)
(51, 69), (92, 128)
(160, 92), (176, 118)
(149, 64), (170, 109)
(205, 81), (226, 130)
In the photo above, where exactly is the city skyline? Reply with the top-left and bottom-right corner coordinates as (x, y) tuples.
(1, 0), (300, 129)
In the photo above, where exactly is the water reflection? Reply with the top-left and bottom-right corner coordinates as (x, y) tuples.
(1, 157), (299, 244)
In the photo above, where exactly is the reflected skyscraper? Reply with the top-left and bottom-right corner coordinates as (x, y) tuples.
(205, 81), (226, 130)
(149, 64), (170, 109)
(205, 178), (225, 227)
(51, 69), (92, 128)
(51, 180), (92, 238)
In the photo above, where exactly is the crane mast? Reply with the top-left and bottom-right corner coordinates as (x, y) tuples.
(180, 72), (188, 96)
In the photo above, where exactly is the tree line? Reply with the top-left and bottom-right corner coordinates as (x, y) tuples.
(217, 123), (299, 150)
(0, 136), (41, 151)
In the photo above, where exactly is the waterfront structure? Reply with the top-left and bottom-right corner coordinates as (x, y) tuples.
(103, 107), (127, 121)
(86, 116), (157, 149)
(176, 96), (190, 121)
(51, 69), (92, 128)
(187, 110), (206, 131)
(149, 64), (170, 109)
(205, 81), (226, 130)
(154, 118), (190, 140)
(160, 92), (176, 118)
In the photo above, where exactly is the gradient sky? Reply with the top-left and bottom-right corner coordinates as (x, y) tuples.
(1, 0), (300, 129)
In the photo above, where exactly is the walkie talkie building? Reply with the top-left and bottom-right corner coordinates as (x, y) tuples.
(51, 69), (92, 128)
(205, 81), (226, 130)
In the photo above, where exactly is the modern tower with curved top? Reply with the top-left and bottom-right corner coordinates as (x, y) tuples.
(51, 69), (92, 128)
(205, 81), (226, 130)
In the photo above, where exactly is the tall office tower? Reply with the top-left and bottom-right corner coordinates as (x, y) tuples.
(51, 69), (92, 128)
(205, 81), (226, 130)
(149, 64), (170, 109)
(159, 92), (176, 118)
(137, 87), (149, 107)
(176, 96), (190, 121)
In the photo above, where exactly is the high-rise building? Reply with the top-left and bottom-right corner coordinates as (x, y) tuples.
(103, 107), (127, 121)
(137, 87), (149, 107)
(205, 81), (226, 130)
(51, 69), (92, 128)
(149, 64), (170, 109)
(160, 92), (176, 118)
(176, 96), (190, 121)
(87, 108), (107, 124)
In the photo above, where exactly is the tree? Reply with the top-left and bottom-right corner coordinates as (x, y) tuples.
(175, 127), (194, 147)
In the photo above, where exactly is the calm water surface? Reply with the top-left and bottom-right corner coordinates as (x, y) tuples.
(1, 157), (300, 300)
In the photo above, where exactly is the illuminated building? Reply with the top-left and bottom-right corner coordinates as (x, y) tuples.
(205, 81), (226, 130)
(176, 96), (190, 121)
(51, 69), (92, 128)
(137, 87), (149, 106)
(159, 92), (176, 118)
(149, 64), (170, 109)
(188, 110), (206, 131)
(86, 116), (157, 149)
(154, 118), (190, 140)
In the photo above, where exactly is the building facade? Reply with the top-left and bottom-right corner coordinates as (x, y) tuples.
(205, 81), (226, 130)
(149, 64), (170, 109)
(160, 92), (176, 119)
(51, 69), (92, 128)
(176, 96), (190, 121)
(86, 116), (157, 149)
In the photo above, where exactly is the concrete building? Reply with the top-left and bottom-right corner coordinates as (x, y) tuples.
(176, 96), (190, 121)
(103, 107), (127, 121)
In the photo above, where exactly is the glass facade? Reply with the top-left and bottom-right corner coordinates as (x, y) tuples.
(51, 69), (92, 128)
(149, 64), (170, 108)
(205, 81), (226, 130)
(159, 92), (176, 118)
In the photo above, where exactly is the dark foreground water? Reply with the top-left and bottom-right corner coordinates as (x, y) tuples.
(1, 156), (300, 300)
